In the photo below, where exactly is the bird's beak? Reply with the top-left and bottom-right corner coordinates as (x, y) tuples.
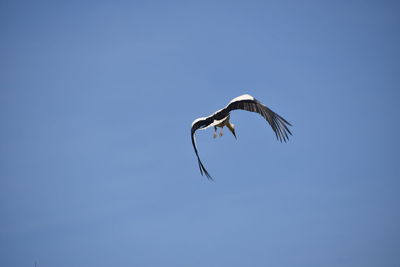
(228, 124), (237, 139)
(226, 123), (237, 139)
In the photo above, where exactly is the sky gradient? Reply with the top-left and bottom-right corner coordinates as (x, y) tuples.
(1, 1), (400, 266)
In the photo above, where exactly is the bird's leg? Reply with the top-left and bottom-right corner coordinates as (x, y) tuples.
(213, 126), (218, 138)
(219, 127), (223, 137)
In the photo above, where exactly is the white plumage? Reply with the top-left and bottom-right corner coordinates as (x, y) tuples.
(191, 94), (292, 179)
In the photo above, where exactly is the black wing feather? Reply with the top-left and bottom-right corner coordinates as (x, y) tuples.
(226, 98), (292, 142)
(191, 118), (213, 179)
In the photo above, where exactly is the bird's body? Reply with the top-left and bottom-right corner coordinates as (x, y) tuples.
(191, 94), (292, 179)
(208, 115), (235, 138)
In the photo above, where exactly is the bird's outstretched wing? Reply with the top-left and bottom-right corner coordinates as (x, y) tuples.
(191, 117), (213, 179)
(225, 94), (292, 142)
(190, 94), (292, 179)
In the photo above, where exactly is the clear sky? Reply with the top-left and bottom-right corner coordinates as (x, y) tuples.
(1, 1), (399, 266)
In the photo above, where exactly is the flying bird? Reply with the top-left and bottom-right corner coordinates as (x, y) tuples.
(191, 94), (292, 179)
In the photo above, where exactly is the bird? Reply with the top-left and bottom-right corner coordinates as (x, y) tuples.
(191, 94), (292, 179)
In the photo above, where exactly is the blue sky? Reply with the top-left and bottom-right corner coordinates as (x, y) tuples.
(1, 1), (399, 266)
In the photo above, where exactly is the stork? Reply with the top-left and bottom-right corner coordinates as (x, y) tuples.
(191, 94), (292, 179)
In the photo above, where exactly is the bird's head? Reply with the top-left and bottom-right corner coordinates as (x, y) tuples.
(228, 123), (237, 139)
